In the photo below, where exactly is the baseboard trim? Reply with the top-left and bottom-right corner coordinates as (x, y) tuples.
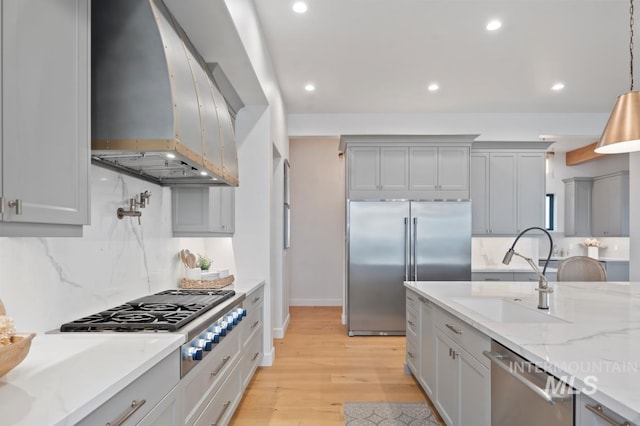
(290, 298), (342, 306)
(273, 312), (290, 339)
(260, 345), (275, 366)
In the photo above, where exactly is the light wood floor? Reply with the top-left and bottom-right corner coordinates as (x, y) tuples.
(230, 306), (442, 425)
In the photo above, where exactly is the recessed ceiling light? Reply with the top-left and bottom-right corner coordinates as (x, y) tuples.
(486, 20), (502, 31)
(552, 82), (565, 91)
(305, 83), (316, 92)
(427, 83), (439, 92)
(200, 171), (208, 176)
(292, 1), (308, 13)
(166, 153), (176, 159)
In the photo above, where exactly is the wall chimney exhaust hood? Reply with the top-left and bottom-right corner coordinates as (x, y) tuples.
(91, 0), (239, 186)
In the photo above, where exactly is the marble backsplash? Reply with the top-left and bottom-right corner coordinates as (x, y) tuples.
(0, 166), (235, 333)
(472, 237), (539, 270)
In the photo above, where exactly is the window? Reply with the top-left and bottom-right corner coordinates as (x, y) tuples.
(545, 193), (555, 230)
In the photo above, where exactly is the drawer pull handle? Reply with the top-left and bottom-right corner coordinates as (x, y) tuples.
(252, 351), (260, 361)
(251, 320), (260, 329)
(445, 323), (463, 335)
(585, 404), (631, 426)
(211, 355), (231, 377)
(407, 351), (415, 359)
(407, 296), (415, 302)
(407, 320), (415, 327)
(418, 296), (428, 303)
(106, 399), (146, 426)
(212, 400), (232, 426)
(252, 296), (260, 304)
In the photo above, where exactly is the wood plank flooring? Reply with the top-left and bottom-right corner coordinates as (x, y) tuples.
(230, 306), (443, 425)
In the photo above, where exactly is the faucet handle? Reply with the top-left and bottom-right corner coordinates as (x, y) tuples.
(535, 287), (554, 294)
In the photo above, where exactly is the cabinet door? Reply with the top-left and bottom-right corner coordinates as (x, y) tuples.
(1, 0), (89, 225)
(379, 147), (409, 191)
(138, 383), (182, 426)
(576, 393), (633, 426)
(470, 153), (489, 235)
(349, 147), (380, 191)
(409, 147), (438, 191)
(516, 153), (545, 232)
(435, 331), (459, 426)
(438, 147), (469, 192)
(591, 178), (607, 236)
(172, 187), (235, 236)
(592, 173), (629, 237)
(488, 153), (517, 235)
(459, 350), (490, 426)
(419, 300), (435, 398)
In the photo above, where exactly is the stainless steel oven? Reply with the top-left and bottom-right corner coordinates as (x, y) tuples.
(484, 340), (574, 426)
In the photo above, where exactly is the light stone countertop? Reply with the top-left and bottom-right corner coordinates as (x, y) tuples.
(0, 279), (265, 425)
(472, 266), (558, 273)
(404, 280), (640, 423)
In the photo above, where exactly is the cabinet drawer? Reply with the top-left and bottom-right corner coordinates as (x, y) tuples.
(242, 299), (263, 347)
(576, 393), (633, 426)
(433, 307), (490, 368)
(183, 329), (240, 424)
(194, 364), (242, 426)
(241, 330), (263, 388)
(406, 338), (418, 374)
(407, 307), (418, 335)
(406, 291), (419, 312)
(245, 286), (264, 311)
(77, 351), (179, 426)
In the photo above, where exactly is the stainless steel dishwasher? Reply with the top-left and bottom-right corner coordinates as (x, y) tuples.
(484, 341), (574, 426)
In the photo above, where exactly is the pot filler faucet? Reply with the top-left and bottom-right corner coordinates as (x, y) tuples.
(502, 227), (554, 310)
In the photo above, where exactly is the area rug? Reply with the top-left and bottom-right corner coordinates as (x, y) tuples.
(344, 402), (440, 425)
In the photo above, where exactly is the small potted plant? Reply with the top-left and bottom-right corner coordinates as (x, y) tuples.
(196, 254), (212, 271)
(581, 239), (606, 259)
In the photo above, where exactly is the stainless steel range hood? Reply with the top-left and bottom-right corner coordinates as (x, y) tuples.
(92, 0), (239, 186)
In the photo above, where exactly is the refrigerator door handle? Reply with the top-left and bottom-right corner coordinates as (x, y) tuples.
(413, 217), (418, 281)
(404, 217), (409, 281)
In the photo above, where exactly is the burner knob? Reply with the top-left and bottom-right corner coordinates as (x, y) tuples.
(209, 325), (225, 337)
(234, 308), (244, 321)
(192, 338), (212, 351)
(221, 320), (232, 331)
(183, 347), (203, 361)
(237, 307), (247, 317)
(201, 331), (220, 344)
(227, 315), (237, 326)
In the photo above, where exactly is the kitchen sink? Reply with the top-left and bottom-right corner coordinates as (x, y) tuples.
(451, 297), (569, 323)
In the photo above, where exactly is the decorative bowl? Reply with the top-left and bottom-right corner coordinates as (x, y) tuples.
(0, 333), (35, 378)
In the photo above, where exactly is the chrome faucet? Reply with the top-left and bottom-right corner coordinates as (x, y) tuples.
(502, 227), (554, 310)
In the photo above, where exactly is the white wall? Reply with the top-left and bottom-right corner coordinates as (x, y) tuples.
(289, 137), (345, 306)
(0, 166), (228, 333)
(223, 0), (290, 357)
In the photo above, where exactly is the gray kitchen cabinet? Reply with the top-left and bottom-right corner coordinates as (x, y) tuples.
(603, 261), (629, 281)
(409, 146), (469, 198)
(419, 296), (435, 399)
(470, 149), (547, 236)
(563, 177), (593, 237)
(591, 171), (629, 237)
(172, 186), (235, 237)
(0, 0), (90, 236)
(516, 153), (545, 232)
(575, 392), (633, 426)
(348, 146), (409, 196)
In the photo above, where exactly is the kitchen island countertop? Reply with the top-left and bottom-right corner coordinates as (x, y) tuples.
(0, 279), (265, 425)
(405, 280), (640, 423)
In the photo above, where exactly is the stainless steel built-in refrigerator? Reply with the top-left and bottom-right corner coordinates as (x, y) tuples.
(347, 200), (471, 336)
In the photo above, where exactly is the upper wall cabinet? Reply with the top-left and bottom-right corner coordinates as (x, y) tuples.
(0, 0), (90, 237)
(172, 186), (235, 237)
(341, 135), (477, 201)
(563, 177), (593, 237)
(591, 171), (629, 237)
(470, 142), (551, 236)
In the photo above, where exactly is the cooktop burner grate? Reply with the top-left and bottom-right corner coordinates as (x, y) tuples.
(60, 289), (235, 332)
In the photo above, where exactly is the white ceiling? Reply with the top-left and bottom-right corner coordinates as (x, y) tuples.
(252, 0), (631, 116)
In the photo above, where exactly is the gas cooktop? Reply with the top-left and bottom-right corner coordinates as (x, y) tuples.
(60, 289), (236, 332)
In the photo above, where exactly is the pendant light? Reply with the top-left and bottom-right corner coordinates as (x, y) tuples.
(595, 0), (640, 154)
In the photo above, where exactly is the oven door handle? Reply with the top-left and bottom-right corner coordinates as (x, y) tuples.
(483, 351), (572, 405)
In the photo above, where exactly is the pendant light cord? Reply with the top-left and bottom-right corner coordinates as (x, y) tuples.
(631, 0), (635, 91)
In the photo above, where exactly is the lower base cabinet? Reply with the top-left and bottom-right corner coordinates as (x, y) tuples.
(575, 393), (634, 426)
(407, 289), (490, 426)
